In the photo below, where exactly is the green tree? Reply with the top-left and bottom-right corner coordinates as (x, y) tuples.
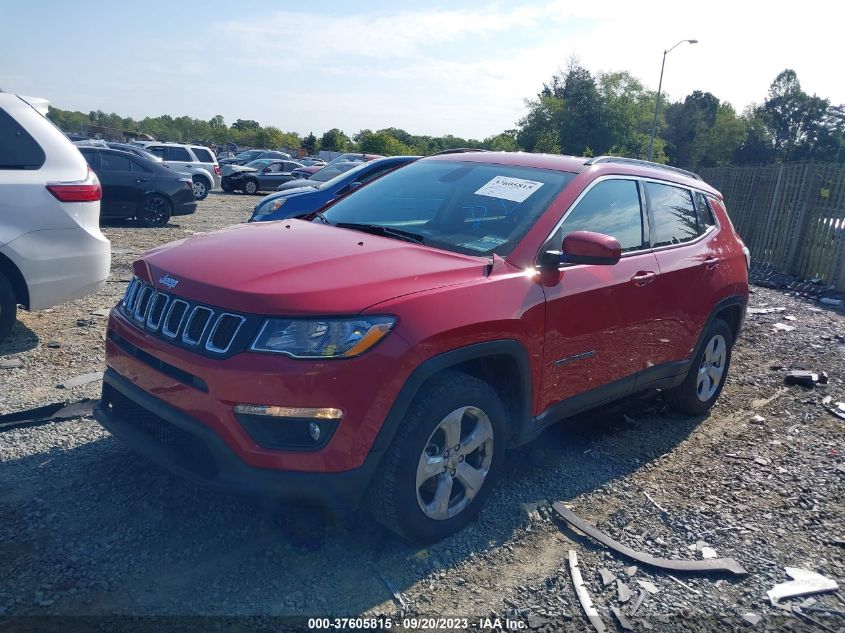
(302, 132), (317, 154)
(320, 128), (351, 152)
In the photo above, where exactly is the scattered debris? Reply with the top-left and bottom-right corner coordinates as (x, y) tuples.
(750, 414), (766, 425)
(773, 322), (795, 332)
(90, 308), (112, 317)
(767, 567), (839, 606)
(76, 318), (96, 327)
(636, 580), (659, 595)
(610, 606), (634, 631)
(0, 399), (95, 432)
(568, 550), (606, 633)
(823, 400), (845, 422)
(0, 358), (23, 369)
(45, 341), (61, 348)
(370, 564), (408, 609)
(552, 502), (749, 575)
(701, 547), (718, 559)
(666, 573), (701, 596)
(56, 371), (103, 390)
(784, 315), (797, 321)
(519, 502), (542, 522)
(748, 306), (786, 314)
(616, 579), (632, 603)
(784, 370), (829, 387)
(625, 566), (638, 577)
(742, 613), (762, 626)
(629, 589), (647, 616)
(643, 490), (668, 515)
(598, 568), (616, 586)
(820, 297), (843, 307)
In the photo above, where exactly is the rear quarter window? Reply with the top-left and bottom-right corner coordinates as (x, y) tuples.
(191, 147), (214, 163)
(165, 146), (192, 161)
(694, 191), (717, 228)
(0, 106), (46, 169)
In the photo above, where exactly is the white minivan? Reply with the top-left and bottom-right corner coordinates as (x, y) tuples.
(0, 91), (111, 344)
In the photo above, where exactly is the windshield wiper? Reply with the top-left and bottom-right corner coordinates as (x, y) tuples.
(335, 222), (425, 244)
(313, 211), (331, 225)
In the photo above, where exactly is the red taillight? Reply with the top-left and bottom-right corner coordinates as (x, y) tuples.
(214, 164), (221, 175)
(46, 167), (102, 202)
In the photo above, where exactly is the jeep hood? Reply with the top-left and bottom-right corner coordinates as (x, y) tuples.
(135, 220), (488, 315)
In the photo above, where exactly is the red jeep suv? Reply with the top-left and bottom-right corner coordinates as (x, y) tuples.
(94, 153), (749, 543)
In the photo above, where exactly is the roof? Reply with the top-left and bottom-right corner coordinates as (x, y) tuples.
(423, 151), (721, 197)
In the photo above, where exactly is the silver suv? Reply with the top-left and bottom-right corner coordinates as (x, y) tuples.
(136, 142), (220, 200)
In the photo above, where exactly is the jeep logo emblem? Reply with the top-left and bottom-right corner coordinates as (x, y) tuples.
(158, 274), (179, 289)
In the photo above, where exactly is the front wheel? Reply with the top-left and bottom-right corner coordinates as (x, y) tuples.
(242, 179), (258, 195)
(367, 371), (508, 543)
(0, 272), (17, 345)
(137, 194), (172, 228)
(665, 318), (734, 415)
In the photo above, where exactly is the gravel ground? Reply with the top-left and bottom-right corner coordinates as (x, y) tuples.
(1, 191), (844, 631)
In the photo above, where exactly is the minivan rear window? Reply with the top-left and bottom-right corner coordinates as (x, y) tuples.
(0, 106), (46, 170)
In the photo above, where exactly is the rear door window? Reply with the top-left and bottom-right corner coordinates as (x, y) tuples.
(147, 146), (166, 159)
(100, 153), (132, 172)
(646, 182), (699, 247)
(191, 147), (214, 163)
(553, 179), (646, 253)
(0, 106), (46, 169)
(164, 146), (192, 161)
(130, 159), (151, 173)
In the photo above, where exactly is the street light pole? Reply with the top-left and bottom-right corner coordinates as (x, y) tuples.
(647, 39), (698, 162)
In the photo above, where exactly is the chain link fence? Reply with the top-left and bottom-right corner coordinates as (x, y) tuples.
(699, 162), (845, 292)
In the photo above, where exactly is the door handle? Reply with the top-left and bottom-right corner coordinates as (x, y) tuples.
(631, 271), (657, 286)
(704, 256), (719, 270)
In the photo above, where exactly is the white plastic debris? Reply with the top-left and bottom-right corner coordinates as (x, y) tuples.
(767, 567), (839, 606)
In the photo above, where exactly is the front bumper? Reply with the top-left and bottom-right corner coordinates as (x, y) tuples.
(95, 368), (376, 506)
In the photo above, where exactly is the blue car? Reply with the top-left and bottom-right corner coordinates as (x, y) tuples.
(250, 155), (419, 222)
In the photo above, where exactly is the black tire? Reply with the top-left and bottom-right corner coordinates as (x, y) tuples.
(191, 176), (210, 200)
(665, 318), (734, 415)
(137, 194), (172, 228)
(367, 371), (508, 543)
(221, 181), (234, 193)
(0, 272), (16, 345)
(242, 179), (259, 195)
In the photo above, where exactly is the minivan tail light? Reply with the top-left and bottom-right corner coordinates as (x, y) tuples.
(46, 167), (102, 202)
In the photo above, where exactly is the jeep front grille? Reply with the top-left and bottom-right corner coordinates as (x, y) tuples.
(120, 277), (249, 356)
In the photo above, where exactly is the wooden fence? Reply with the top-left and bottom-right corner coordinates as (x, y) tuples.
(699, 162), (845, 290)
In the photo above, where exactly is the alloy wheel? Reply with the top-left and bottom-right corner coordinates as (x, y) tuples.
(697, 334), (726, 401)
(192, 180), (207, 198)
(415, 406), (494, 520)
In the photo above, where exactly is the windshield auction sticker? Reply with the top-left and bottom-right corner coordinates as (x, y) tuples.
(474, 175), (544, 203)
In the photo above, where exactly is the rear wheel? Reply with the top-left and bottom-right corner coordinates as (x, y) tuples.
(665, 318), (733, 415)
(137, 194), (172, 228)
(191, 176), (210, 200)
(367, 371), (508, 543)
(0, 273), (16, 345)
(242, 179), (258, 195)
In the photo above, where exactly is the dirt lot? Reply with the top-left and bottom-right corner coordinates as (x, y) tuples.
(1, 192), (844, 631)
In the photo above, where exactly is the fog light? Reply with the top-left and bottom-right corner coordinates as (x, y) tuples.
(233, 404), (342, 419)
(309, 422), (321, 441)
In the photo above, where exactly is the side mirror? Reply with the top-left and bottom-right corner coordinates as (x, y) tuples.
(560, 230), (621, 265)
(541, 230), (621, 267)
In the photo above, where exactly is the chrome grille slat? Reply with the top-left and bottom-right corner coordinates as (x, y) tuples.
(121, 277), (244, 354)
(161, 299), (189, 338)
(206, 314), (246, 354)
(182, 306), (214, 346)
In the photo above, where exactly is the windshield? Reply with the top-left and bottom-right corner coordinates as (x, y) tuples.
(320, 160), (576, 256)
(237, 151), (261, 160)
(245, 159), (273, 169)
(309, 162), (358, 183)
(326, 153), (367, 167)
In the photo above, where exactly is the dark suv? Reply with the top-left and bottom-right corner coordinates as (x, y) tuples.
(94, 153), (749, 542)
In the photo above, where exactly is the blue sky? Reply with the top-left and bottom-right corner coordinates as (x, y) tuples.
(2, 1), (842, 139)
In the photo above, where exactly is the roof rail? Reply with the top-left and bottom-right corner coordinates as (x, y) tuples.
(584, 155), (702, 181)
(432, 148), (488, 155)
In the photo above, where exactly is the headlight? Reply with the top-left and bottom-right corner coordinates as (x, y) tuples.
(251, 316), (395, 358)
(254, 198), (286, 216)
